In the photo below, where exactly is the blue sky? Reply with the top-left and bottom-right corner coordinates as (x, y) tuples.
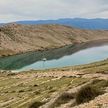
(0, 0), (108, 23)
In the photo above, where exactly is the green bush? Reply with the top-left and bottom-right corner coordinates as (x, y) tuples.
(76, 85), (102, 104)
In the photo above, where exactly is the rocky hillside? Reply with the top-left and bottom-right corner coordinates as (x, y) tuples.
(0, 59), (108, 108)
(0, 23), (108, 56)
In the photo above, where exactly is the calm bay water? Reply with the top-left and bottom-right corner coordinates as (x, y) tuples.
(0, 44), (108, 72)
(19, 45), (108, 71)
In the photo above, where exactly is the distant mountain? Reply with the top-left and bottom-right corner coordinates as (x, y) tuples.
(0, 23), (4, 26)
(16, 18), (108, 30)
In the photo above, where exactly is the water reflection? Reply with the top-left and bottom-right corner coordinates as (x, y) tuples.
(0, 41), (108, 71)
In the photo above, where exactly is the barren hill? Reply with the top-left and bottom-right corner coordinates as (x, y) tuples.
(0, 23), (108, 56)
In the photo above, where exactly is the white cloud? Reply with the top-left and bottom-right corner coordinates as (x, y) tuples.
(0, 0), (108, 23)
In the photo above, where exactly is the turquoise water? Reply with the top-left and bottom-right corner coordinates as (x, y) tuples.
(18, 45), (108, 71)
(0, 44), (108, 71)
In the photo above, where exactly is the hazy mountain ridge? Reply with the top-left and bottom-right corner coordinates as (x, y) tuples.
(0, 23), (108, 57)
(16, 18), (108, 30)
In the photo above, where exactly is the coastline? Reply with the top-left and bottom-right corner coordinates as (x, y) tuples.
(0, 39), (108, 72)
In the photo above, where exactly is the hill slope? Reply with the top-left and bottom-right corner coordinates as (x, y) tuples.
(0, 23), (108, 56)
(16, 18), (108, 30)
(0, 59), (108, 108)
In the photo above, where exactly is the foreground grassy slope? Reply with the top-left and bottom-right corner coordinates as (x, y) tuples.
(0, 23), (108, 57)
(0, 59), (108, 108)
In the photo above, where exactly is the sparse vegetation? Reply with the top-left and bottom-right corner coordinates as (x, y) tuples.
(0, 59), (108, 108)
(0, 73), (88, 108)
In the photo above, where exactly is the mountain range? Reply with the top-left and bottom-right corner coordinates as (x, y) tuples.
(15, 18), (108, 30)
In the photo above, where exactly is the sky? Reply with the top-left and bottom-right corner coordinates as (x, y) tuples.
(0, 0), (108, 23)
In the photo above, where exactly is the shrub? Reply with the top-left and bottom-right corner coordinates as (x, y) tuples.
(18, 90), (25, 93)
(33, 84), (38, 87)
(76, 85), (102, 104)
(29, 101), (44, 108)
(33, 90), (40, 95)
(52, 92), (74, 107)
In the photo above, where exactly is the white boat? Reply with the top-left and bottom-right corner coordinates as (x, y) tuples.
(42, 58), (47, 61)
